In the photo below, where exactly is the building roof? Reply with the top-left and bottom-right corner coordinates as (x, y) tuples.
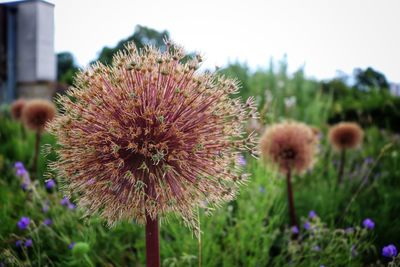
(0, 0), (54, 7)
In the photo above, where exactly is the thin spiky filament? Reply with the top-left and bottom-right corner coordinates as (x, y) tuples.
(48, 41), (258, 229)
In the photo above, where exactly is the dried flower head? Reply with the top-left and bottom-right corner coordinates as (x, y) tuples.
(47, 41), (258, 228)
(22, 99), (56, 132)
(328, 122), (363, 151)
(10, 99), (26, 120)
(260, 121), (318, 174)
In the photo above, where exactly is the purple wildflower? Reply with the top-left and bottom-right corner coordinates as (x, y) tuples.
(351, 245), (358, 257)
(68, 242), (76, 250)
(382, 244), (398, 258)
(45, 179), (56, 190)
(60, 197), (70, 206)
(238, 154), (246, 166)
(43, 218), (52, 226)
(68, 203), (76, 210)
(17, 216), (30, 230)
(42, 202), (50, 213)
(291, 226), (299, 234)
(24, 239), (33, 248)
(363, 218), (375, 230)
(15, 240), (23, 248)
(309, 210), (317, 219)
(304, 221), (311, 230)
(87, 178), (96, 185)
(312, 245), (321, 252)
(14, 162), (24, 169)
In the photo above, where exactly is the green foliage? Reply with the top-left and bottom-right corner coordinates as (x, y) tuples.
(95, 25), (169, 65)
(57, 52), (80, 86)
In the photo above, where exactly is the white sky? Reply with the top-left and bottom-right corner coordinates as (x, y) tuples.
(53, 0), (400, 82)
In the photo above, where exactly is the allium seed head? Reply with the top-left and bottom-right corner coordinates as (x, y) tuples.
(260, 121), (318, 174)
(22, 99), (56, 132)
(328, 122), (363, 151)
(47, 41), (258, 228)
(10, 99), (26, 121)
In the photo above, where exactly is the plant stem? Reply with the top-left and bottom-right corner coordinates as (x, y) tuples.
(337, 149), (346, 185)
(145, 213), (160, 267)
(286, 168), (298, 228)
(32, 131), (41, 179)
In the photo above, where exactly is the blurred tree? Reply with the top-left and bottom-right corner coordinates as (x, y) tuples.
(353, 67), (389, 91)
(57, 52), (79, 85)
(95, 25), (170, 65)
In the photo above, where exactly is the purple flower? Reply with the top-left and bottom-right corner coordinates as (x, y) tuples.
(42, 202), (50, 213)
(60, 197), (70, 206)
(68, 242), (76, 250)
(309, 210), (317, 219)
(43, 218), (52, 226)
(68, 203), (76, 210)
(382, 244), (398, 258)
(25, 239), (33, 248)
(87, 178), (96, 185)
(14, 162), (24, 169)
(17, 216), (30, 230)
(291, 226), (299, 234)
(15, 240), (23, 248)
(363, 218), (375, 230)
(259, 186), (265, 193)
(45, 179), (56, 190)
(364, 157), (374, 165)
(312, 245), (321, 252)
(345, 227), (354, 234)
(304, 221), (311, 230)
(351, 245), (358, 257)
(238, 154), (246, 166)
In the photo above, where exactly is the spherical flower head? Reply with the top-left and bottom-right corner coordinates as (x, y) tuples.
(304, 221), (311, 230)
(328, 122), (364, 151)
(260, 121), (318, 174)
(47, 41), (258, 229)
(17, 216), (30, 230)
(21, 99), (56, 132)
(11, 99), (26, 121)
(382, 244), (398, 258)
(45, 179), (56, 190)
(363, 218), (375, 230)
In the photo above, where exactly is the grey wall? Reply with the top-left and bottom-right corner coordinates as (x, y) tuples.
(16, 0), (55, 83)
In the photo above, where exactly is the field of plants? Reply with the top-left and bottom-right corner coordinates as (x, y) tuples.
(1, 44), (400, 267)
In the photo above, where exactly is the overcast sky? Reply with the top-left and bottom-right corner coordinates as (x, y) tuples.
(53, 0), (400, 82)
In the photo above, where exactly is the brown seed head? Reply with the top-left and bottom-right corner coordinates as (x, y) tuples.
(328, 122), (363, 151)
(47, 41), (258, 229)
(10, 99), (26, 120)
(22, 99), (56, 132)
(260, 121), (318, 174)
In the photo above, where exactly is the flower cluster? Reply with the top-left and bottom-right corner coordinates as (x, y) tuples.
(382, 244), (398, 258)
(47, 41), (258, 227)
(17, 217), (30, 230)
(14, 162), (31, 190)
